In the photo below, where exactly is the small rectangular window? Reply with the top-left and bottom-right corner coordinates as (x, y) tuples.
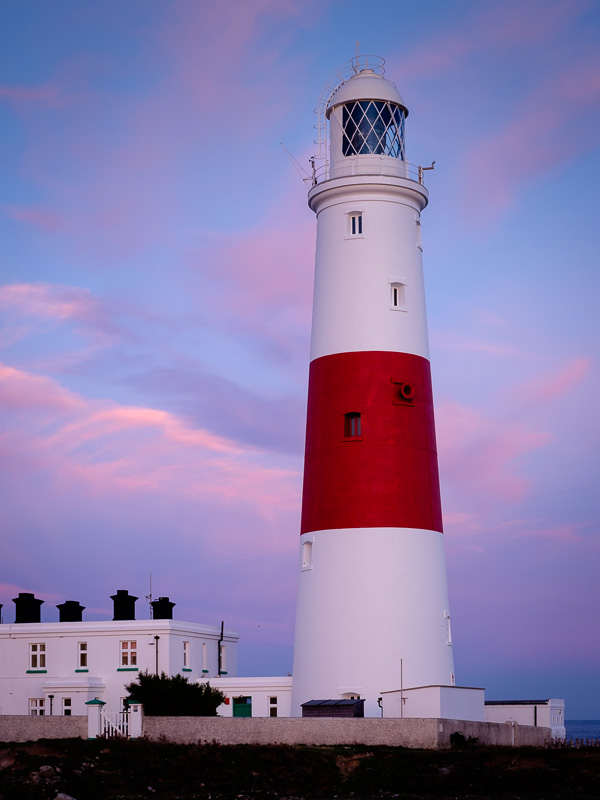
(349, 213), (363, 236)
(344, 412), (362, 438)
(120, 640), (137, 667)
(183, 641), (190, 669)
(202, 642), (208, 672)
(78, 642), (87, 668)
(62, 697), (72, 716)
(219, 644), (227, 674)
(30, 643), (46, 669)
(29, 698), (45, 716)
(389, 281), (407, 311)
(302, 540), (313, 569)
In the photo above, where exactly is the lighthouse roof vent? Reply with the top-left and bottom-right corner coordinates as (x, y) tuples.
(326, 69), (407, 118)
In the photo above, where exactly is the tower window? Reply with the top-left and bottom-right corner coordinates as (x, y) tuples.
(78, 642), (87, 668)
(389, 280), (407, 311)
(350, 213), (362, 236)
(344, 412), (362, 438)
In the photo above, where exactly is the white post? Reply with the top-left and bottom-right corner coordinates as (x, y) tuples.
(85, 698), (106, 739)
(128, 702), (144, 738)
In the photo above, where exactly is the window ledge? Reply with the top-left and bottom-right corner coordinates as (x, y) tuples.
(75, 668), (89, 672)
(202, 669), (209, 674)
(117, 667), (139, 672)
(342, 436), (363, 443)
(182, 668), (192, 672)
(26, 669), (47, 674)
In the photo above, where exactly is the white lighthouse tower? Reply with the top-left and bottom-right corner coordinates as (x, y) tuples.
(292, 57), (455, 717)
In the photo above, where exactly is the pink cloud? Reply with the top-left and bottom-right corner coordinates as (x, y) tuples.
(3, 205), (65, 231)
(0, 83), (64, 107)
(0, 363), (83, 413)
(437, 401), (552, 503)
(391, 0), (592, 81)
(432, 332), (520, 358)
(0, 363), (301, 554)
(0, 283), (98, 322)
(516, 356), (591, 405)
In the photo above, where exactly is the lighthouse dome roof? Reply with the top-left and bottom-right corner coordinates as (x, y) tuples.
(326, 69), (408, 118)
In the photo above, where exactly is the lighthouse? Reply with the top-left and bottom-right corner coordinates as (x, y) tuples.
(291, 57), (455, 717)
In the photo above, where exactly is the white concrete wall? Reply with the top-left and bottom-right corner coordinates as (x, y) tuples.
(381, 686), (484, 721)
(0, 620), (238, 715)
(292, 528), (455, 717)
(307, 177), (429, 362)
(212, 676), (293, 718)
(485, 700), (566, 740)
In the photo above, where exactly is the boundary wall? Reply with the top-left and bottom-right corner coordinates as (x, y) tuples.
(0, 715), (87, 742)
(143, 717), (550, 748)
(0, 715), (550, 748)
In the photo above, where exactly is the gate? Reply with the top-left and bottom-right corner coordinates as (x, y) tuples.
(101, 710), (130, 738)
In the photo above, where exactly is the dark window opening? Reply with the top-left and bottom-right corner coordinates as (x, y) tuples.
(342, 100), (406, 159)
(344, 412), (362, 437)
(350, 213), (362, 235)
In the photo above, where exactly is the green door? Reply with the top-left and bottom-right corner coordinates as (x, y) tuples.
(232, 696), (252, 717)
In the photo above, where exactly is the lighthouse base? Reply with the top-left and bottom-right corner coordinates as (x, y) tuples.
(291, 527), (455, 717)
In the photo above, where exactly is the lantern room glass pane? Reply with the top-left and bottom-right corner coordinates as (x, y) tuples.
(342, 101), (405, 159)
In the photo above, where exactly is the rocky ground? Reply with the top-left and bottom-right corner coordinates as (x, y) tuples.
(0, 738), (599, 800)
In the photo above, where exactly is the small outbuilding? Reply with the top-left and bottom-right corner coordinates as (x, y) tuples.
(301, 699), (365, 718)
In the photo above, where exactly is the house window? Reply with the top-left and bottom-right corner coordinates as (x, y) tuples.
(202, 642), (208, 673)
(183, 641), (190, 669)
(349, 212), (363, 236)
(29, 698), (45, 716)
(219, 644), (227, 674)
(344, 412), (362, 438)
(30, 643), (45, 669)
(62, 697), (72, 716)
(120, 641), (137, 667)
(78, 642), (87, 668)
(269, 696), (278, 718)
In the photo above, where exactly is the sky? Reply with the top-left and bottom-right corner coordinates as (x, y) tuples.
(0, 0), (599, 719)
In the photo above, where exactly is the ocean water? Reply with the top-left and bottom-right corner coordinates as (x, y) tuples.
(565, 720), (600, 740)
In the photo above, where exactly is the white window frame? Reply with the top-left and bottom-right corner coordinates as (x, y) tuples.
(29, 643), (46, 669)
(29, 698), (45, 716)
(78, 641), (88, 668)
(344, 207), (365, 239)
(202, 642), (208, 673)
(120, 640), (137, 667)
(183, 640), (190, 669)
(301, 535), (314, 571)
(62, 697), (72, 716)
(388, 278), (407, 312)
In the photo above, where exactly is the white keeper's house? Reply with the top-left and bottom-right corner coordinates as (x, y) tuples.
(0, 591), (238, 716)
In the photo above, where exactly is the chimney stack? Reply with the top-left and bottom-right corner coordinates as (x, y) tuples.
(111, 590), (138, 621)
(13, 592), (44, 623)
(57, 600), (85, 622)
(151, 597), (176, 619)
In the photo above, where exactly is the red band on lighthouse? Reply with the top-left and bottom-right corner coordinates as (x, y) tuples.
(301, 350), (443, 534)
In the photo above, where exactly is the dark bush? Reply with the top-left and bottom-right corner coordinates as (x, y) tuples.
(125, 671), (225, 716)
